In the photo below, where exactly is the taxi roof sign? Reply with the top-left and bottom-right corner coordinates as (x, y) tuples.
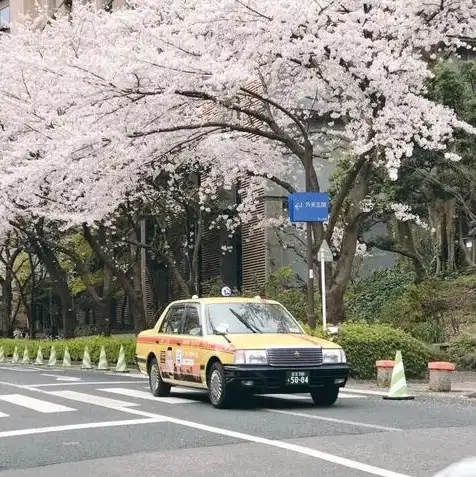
(221, 286), (232, 297)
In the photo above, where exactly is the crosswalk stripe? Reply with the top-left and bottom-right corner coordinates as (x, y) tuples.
(0, 394), (76, 413)
(47, 390), (139, 409)
(99, 388), (196, 404)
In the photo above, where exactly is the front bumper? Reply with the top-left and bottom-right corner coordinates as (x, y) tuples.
(223, 363), (350, 394)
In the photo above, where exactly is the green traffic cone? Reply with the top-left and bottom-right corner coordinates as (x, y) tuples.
(383, 350), (415, 400)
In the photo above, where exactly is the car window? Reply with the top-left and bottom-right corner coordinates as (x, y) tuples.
(159, 305), (185, 334)
(182, 305), (202, 336)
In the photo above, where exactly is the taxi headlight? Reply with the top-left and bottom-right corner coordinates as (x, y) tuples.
(233, 349), (268, 365)
(322, 349), (347, 364)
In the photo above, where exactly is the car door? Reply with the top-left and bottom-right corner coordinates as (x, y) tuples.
(157, 304), (186, 383)
(173, 303), (205, 387)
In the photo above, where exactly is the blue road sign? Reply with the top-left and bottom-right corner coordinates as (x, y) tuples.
(288, 192), (329, 222)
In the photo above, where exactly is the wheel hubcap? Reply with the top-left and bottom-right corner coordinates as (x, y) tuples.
(150, 364), (159, 392)
(210, 370), (222, 403)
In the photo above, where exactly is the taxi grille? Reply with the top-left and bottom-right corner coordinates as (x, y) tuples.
(267, 347), (323, 367)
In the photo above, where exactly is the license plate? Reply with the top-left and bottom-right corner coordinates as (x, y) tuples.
(285, 371), (310, 385)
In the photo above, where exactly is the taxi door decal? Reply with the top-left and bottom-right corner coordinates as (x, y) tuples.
(175, 349), (202, 383)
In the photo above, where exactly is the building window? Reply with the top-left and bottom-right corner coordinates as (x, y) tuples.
(0, 6), (10, 28)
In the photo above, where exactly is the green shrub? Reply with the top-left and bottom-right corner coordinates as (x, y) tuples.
(378, 280), (447, 343)
(345, 265), (415, 322)
(449, 333), (476, 371)
(0, 337), (137, 365)
(308, 323), (433, 379)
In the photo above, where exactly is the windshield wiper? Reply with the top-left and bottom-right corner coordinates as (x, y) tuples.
(229, 308), (262, 333)
(207, 314), (232, 343)
(213, 329), (232, 343)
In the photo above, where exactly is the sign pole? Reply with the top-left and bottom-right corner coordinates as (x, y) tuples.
(305, 158), (315, 329)
(320, 250), (327, 333)
(287, 190), (330, 331)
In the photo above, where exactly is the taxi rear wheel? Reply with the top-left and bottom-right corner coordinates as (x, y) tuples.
(148, 356), (171, 397)
(310, 385), (339, 406)
(208, 362), (232, 409)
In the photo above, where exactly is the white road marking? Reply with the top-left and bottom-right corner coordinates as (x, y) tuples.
(0, 386), (411, 477)
(47, 390), (139, 409)
(341, 388), (388, 396)
(0, 394), (76, 413)
(0, 417), (166, 439)
(260, 393), (365, 401)
(261, 394), (309, 400)
(97, 387), (195, 404)
(267, 409), (402, 432)
(108, 406), (414, 477)
(168, 417), (413, 477)
(0, 411), (9, 418)
(29, 381), (144, 388)
(339, 393), (366, 399)
(97, 388), (193, 404)
(113, 373), (146, 379)
(41, 374), (82, 382)
(0, 366), (35, 372)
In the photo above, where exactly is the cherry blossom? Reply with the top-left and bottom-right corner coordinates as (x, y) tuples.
(0, 0), (475, 244)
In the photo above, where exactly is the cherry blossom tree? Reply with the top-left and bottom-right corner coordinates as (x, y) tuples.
(1, 0), (476, 325)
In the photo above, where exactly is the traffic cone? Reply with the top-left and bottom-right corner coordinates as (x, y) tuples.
(383, 350), (415, 400)
(97, 346), (109, 370)
(48, 346), (57, 367)
(35, 347), (44, 365)
(11, 346), (19, 364)
(114, 345), (129, 373)
(62, 347), (72, 367)
(0, 346), (5, 363)
(21, 346), (30, 364)
(81, 346), (92, 369)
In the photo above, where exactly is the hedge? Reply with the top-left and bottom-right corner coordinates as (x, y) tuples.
(305, 322), (434, 379)
(0, 337), (136, 365)
(448, 333), (476, 371)
(0, 323), (434, 379)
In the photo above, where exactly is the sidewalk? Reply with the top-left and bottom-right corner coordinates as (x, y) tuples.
(346, 371), (476, 399)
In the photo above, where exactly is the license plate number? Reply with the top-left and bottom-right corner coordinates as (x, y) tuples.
(285, 371), (310, 385)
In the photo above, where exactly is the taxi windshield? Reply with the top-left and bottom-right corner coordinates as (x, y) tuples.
(205, 302), (303, 334)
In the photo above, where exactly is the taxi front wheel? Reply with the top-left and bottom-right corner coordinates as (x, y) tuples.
(208, 362), (232, 409)
(148, 357), (171, 397)
(310, 386), (339, 406)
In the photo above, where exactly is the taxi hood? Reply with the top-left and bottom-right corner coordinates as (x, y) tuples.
(224, 333), (341, 349)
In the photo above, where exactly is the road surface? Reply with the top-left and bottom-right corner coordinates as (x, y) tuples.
(0, 364), (475, 477)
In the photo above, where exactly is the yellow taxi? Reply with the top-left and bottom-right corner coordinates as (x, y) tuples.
(134, 293), (349, 408)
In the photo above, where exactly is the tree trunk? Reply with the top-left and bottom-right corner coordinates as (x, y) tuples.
(326, 162), (371, 324)
(32, 238), (75, 338)
(327, 283), (346, 326)
(396, 220), (426, 282)
(83, 224), (146, 334)
(1, 270), (13, 336)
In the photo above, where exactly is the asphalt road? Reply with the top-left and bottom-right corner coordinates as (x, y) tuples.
(0, 364), (475, 477)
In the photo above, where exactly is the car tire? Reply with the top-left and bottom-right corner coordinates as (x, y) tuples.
(208, 362), (232, 409)
(148, 356), (171, 397)
(310, 386), (339, 406)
